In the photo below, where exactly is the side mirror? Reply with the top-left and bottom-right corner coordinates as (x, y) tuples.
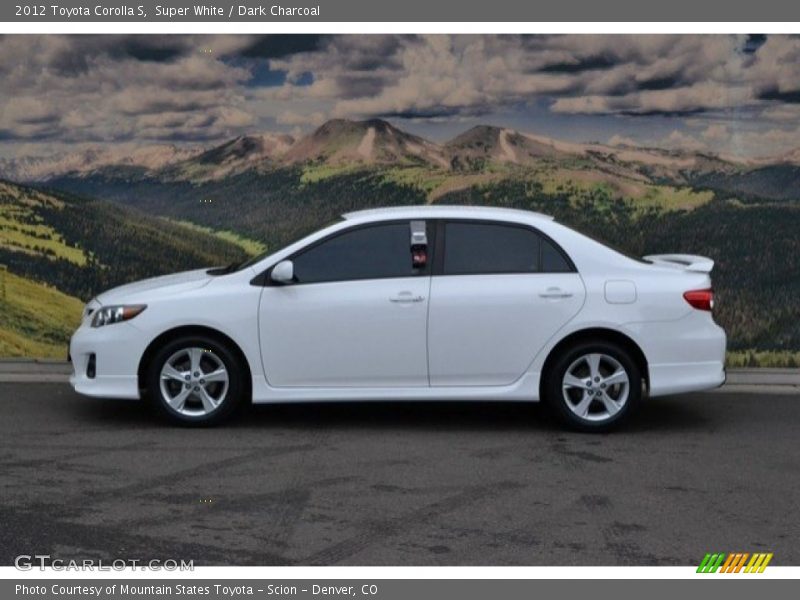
(270, 260), (295, 284)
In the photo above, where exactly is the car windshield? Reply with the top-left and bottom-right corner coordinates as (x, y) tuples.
(225, 217), (344, 273)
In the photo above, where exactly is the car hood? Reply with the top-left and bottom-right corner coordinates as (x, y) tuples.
(95, 268), (213, 305)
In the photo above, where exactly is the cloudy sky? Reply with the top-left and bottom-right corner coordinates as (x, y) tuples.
(1, 33), (800, 158)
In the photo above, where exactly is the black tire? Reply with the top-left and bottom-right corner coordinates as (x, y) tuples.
(543, 339), (642, 432)
(144, 334), (247, 426)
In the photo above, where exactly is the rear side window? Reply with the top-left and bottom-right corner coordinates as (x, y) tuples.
(443, 221), (574, 275)
(444, 222), (540, 275)
(291, 222), (423, 284)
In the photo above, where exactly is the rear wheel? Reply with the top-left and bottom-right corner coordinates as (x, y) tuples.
(543, 339), (642, 432)
(145, 335), (246, 426)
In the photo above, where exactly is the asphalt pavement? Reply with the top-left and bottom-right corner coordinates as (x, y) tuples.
(0, 383), (797, 566)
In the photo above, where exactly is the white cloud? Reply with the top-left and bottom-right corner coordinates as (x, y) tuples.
(0, 35), (254, 145)
(551, 83), (754, 115)
(2, 34), (800, 159)
(662, 130), (706, 151)
(701, 123), (729, 142)
(761, 104), (800, 121)
(608, 134), (638, 147)
(276, 111), (327, 127)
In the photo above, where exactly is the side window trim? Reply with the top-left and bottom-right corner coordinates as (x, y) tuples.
(261, 219), (436, 287)
(433, 218), (577, 276)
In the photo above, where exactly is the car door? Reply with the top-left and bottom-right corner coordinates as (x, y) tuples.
(428, 220), (585, 386)
(259, 220), (432, 388)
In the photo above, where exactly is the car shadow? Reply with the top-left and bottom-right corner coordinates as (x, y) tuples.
(74, 394), (713, 434)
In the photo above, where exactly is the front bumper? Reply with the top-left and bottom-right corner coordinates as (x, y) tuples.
(69, 321), (145, 400)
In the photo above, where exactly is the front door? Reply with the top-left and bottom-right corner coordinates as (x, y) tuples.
(259, 220), (432, 388)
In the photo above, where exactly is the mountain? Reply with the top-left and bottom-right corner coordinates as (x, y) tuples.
(690, 163), (800, 201)
(780, 148), (800, 165)
(283, 119), (449, 168)
(0, 144), (202, 182)
(0, 178), (250, 302)
(28, 119), (781, 247)
(0, 118), (782, 188)
(18, 118), (795, 228)
(445, 125), (570, 169)
(749, 146), (800, 167)
(162, 133), (295, 181)
(591, 146), (741, 185)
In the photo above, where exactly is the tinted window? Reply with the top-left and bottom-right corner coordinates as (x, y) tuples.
(292, 222), (421, 284)
(444, 222), (540, 275)
(235, 218), (342, 272)
(541, 237), (572, 272)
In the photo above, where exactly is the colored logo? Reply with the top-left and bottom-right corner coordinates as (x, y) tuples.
(697, 552), (773, 573)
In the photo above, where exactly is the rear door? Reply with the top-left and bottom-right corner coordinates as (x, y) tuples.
(428, 220), (585, 386)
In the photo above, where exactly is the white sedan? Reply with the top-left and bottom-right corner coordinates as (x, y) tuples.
(69, 206), (726, 431)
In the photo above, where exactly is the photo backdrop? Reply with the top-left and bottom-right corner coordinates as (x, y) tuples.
(0, 34), (798, 363)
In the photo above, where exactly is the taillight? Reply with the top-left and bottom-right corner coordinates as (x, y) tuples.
(683, 288), (714, 311)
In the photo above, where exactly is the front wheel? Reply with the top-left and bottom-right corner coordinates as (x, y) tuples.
(543, 340), (642, 432)
(145, 335), (246, 426)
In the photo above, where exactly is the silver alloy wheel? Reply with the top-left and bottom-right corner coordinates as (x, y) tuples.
(159, 347), (229, 417)
(561, 352), (630, 422)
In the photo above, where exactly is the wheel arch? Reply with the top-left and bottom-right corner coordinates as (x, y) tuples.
(539, 327), (649, 398)
(137, 325), (253, 400)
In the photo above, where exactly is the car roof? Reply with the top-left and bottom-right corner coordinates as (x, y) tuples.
(342, 205), (554, 224)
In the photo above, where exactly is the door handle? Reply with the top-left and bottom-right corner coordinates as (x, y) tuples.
(539, 288), (573, 299)
(390, 295), (425, 303)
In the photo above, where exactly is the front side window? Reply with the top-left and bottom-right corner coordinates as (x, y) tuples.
(291, 222), (427, 284)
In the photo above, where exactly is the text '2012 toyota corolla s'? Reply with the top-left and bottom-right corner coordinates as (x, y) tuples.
(69, 206), (726, 431)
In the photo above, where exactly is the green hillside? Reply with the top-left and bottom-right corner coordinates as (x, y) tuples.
(159, 218), (267, 256)
(45, 164), (800, 355)
(47, 167), (429, 252)
(0, 179), (250, 303)
(0, 178), (262, 358)
(0, 181), (90, 265)
(0, 268), (83, 358)
(47, 163), (718, 247)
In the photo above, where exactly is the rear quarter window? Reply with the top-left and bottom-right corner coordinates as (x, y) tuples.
(541, 237), (573, 273)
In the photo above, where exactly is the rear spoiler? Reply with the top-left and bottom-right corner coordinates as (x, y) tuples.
(642, 254), (714, 273)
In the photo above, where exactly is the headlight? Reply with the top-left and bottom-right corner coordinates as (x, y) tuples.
(91, 304), (147, 328)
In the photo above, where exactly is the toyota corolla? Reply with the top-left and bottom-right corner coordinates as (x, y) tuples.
(69, 206), (726, 430)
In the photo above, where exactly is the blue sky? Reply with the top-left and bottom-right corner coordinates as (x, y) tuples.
(1, 34), (799, 158)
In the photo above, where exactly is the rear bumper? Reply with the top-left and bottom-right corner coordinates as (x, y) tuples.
(69, 322), (143, 400)
(626, 311), (727, 397)
(647, 361), (726, 396)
